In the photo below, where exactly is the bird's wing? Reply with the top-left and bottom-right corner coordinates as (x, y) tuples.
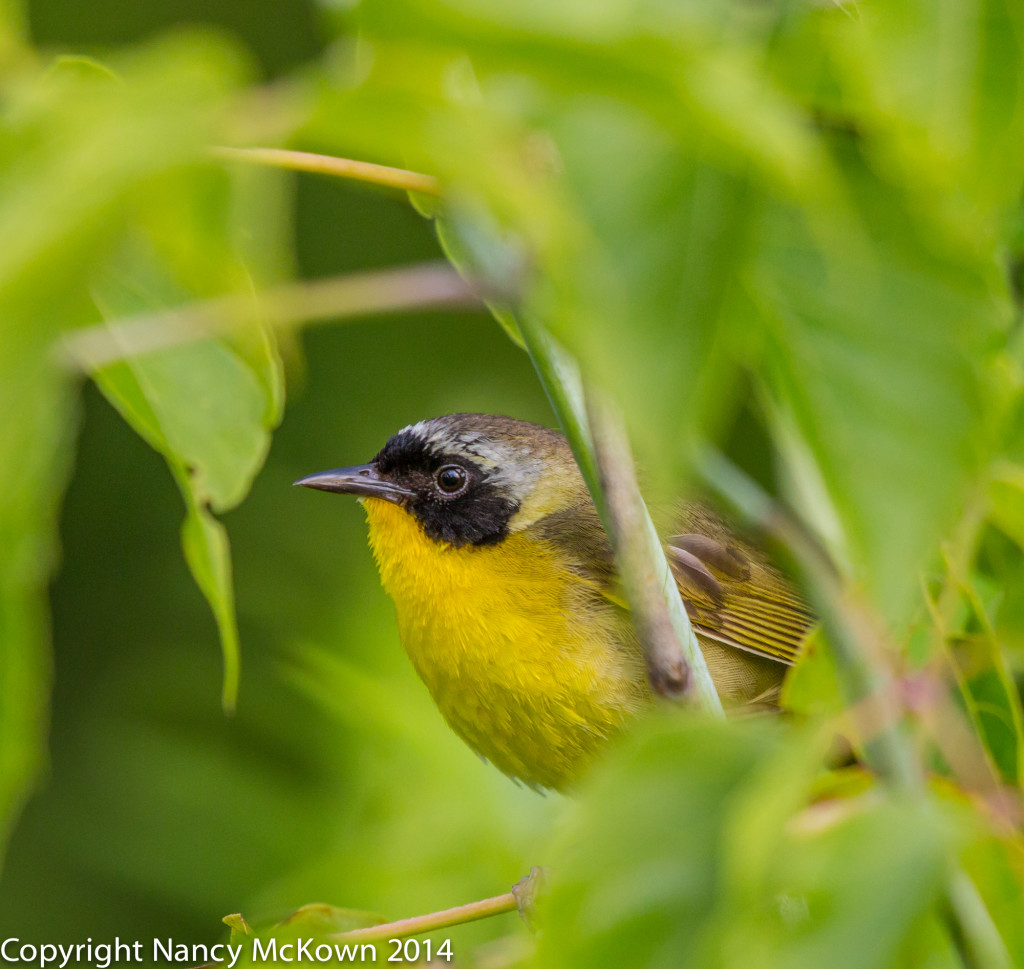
(667, 529), (813, 666)
(533, 500), (814, 665)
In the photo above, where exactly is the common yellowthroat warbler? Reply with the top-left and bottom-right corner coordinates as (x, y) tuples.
(298, 414), (812, 791)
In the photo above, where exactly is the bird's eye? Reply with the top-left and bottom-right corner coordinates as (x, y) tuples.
(435, 464), (469, 495)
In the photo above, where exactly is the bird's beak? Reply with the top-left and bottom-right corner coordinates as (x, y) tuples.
(293, 464), (414, 505)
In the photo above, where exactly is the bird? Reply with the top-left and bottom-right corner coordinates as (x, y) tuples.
(297, 413), (813, 791)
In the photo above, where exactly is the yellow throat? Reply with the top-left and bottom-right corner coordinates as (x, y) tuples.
(362, 496), (648, 791)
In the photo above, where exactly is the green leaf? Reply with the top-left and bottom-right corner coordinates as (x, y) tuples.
(0, 352), (75, 869)
(754, 197), (998, 620)
(781, 630), (843, 719)
(223, 913), (253, 947)
(537, 714), (957, 969)
(947, 627), (1024, 788)
(538, 716), (789, 969)
(745, 800), (955, 969)
(960, 828), (1024, 966)
(0, 0), (25, 58)
(95, 333), (271, 512)
(0, 32), (247, 865)
(273, 903), (385, 935)
(833, 0), (1024, 244)
(91, 244), (279, 712)
(60, 39), (289, 715)
(182, 506), (241, 712)
(225, 905), (386, 969)
(988, 462), (1024, 552)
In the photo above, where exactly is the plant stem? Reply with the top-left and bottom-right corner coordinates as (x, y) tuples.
(59, 263), (479, 371)
(328, 892), (517, 943)
(518, 319), (723, 714)
(588, 394), (722, 709)
(211, 147), (441, 196)
(942, 868), (1014, 969)
(516, 322), (602, 513)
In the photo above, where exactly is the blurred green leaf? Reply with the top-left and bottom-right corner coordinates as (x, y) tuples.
(0, 0), (26, 64)
(742, 799), (955, 969)
(781, 630), (843, 719)
(754, 195), (998, 620)
(947, 632), (1024, 789)
(960, 828), (1024, 966)
(834, 0), (1024, 245)
(988, 462), (1024, 551)
(274, 903), (385, 934)
(91, 244), (280, 711)
(538, 716), (786, 969)
(0, 347), (75, 867)
(538, 714), (958, 969)
(225, 905), (388, 969)
(0, 31), (250, 862)
(182, 507), (241, 711)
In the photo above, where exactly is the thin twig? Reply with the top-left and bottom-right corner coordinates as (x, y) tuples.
(211, 147), (442, 197)
(58, 262), (481, 372)
(328, 892), (517, 943)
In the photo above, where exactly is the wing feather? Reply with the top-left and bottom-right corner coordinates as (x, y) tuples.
(668, 510), (814, 666)
(534, 500), (815, 667)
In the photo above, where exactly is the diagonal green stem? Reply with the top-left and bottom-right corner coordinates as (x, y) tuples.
(518, 319), (723, 714)
(516, 322), (601, 510)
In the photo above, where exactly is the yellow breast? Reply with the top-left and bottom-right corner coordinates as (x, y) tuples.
(361, 497), (648, 790)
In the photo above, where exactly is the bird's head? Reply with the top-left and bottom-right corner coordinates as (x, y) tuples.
(295, 413), (588, 548)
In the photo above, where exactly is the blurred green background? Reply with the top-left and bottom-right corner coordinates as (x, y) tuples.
(1, 0), (560, 947)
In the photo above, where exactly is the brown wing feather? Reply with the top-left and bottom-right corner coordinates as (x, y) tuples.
(534, 498), (814, 667)
(668, 506), (814, 666)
